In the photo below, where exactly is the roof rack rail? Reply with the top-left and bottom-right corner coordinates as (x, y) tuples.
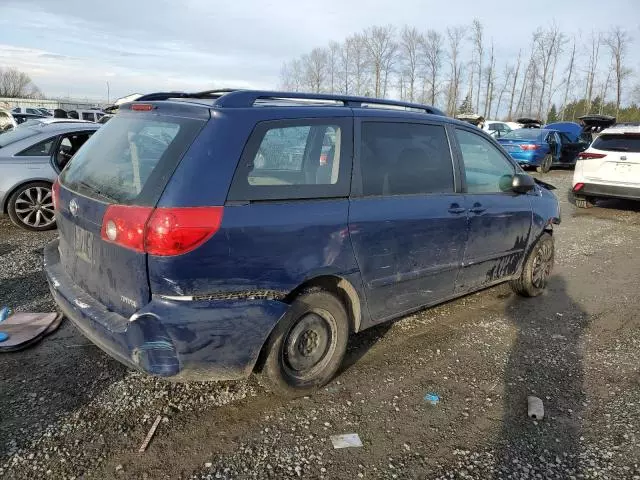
(135, 89), (240, 102)
(211, 90), (445, 115)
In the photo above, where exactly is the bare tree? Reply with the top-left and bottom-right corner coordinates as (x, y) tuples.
(446, 26), (466, 115)
(350, 33), (371, 96)
(495, 63), (514, 119)
(423, 29), (444, 106)
(399, 26), (423, 102)
(507, 50), (521, 120)
(483, 40), (495, 118)
(560, 38), (576, 120)
(327, 41), (341, 94)
(303, 48), (329, 93)
(0, 68), (41, 98)
(363, 25), (397, 97)
(471, 19), (484, 113)
(534, 23), (565, 119)
(584, 31), (602, 113)
(605, 26), (633, 118)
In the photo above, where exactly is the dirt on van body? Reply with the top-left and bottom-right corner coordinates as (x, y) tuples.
(1, 170), (640, 479)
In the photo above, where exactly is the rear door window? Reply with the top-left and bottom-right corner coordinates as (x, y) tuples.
(358, 122), (454, 196)
(228, 118), (352, 201)
(592, 134), (640, 153)
(60, 113), (205, 205)
(81, 112), (95, 122)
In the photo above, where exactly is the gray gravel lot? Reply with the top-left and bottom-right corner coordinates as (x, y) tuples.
(1, 170), (640, 479)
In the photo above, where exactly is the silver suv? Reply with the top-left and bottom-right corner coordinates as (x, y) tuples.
(0, 121), (99, 231)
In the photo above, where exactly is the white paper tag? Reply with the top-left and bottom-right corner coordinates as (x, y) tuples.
(330, 433), (363, 449)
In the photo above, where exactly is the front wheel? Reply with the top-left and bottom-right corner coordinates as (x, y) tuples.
(510, 233), (554, 297)
(7, 181), (56, 231)
(536, 154), (553, 174)
(259, 290), (350, 397)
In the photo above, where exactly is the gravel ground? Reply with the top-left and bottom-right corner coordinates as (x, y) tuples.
(1, 170), (640, 479)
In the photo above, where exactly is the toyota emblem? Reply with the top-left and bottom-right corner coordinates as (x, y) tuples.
(69, 199), (79, 217)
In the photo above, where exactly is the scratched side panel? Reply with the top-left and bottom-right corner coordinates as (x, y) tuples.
(148, 199), (361, 298)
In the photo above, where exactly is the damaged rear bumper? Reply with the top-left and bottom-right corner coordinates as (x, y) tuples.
(44, 239), (289, 381)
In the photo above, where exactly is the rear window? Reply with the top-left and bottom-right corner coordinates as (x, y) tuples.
(592, 134), (640, 153)
(59, 113), (205, 205)
(0, 127), (39, 147)
(501, 129), (544, 141)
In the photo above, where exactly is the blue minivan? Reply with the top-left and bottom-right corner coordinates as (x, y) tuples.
(44, 90), (560, 395)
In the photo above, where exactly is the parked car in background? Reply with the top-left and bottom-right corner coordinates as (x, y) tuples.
(12, 106), (49, 116)
(67, 110), (105, 122)
(16, 117), (95, 129)
(12, 112), (47, 125)
(45, 90), (559, 396)
(0, 108), (17, 132)
(498, 124), (590, 173)
(0, 121), (99, 231)
(483, 120), (512, 138)
(571, 123), (640, 208)
(97, 114), (113, 124)
(504, 121), (523, 131)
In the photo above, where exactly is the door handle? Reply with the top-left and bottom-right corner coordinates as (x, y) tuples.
(448, 204), (466, 214)
(469, 204), (486, 214)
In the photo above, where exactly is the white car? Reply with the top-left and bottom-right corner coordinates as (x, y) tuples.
(0, 108), (17, 132)
(482, 120), (513, 138)
(572, 123), (640, 208)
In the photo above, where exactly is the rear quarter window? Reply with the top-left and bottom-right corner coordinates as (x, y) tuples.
(592, 134), (640, 153)
(228, 118), (353, 201)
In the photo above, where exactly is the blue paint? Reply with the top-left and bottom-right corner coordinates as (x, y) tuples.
(44, 91), (561, 382)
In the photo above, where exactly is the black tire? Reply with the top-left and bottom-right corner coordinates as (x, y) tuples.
(536, 154), (553, 173)
(259, 290), (349, 397)
(510, 232), (554, 297)
(7, 181), (57, 232)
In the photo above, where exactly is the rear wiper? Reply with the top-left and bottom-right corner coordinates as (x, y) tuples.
(74, 180), (118, 203)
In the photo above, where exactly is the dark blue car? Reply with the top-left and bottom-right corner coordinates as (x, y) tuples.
(44, 90), (560, 395)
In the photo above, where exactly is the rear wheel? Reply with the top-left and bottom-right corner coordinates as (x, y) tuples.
(510, 232), (554, 297)
(259, 290), (349, 397)
(536, 154), (553, 173)
(7, 181), (56, 232)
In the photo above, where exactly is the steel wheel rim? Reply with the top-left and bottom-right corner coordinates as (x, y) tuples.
(281, 308), (337, 381)
(532, 241), (553, 288)
(14, 186), (55, 228)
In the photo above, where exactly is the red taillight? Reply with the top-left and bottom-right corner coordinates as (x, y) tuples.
(520, 144), (539, 151)
(100, 205), (223, 256)
(101, 205), (153, 252)
(52, 179), (60, 211)
(320, 153), (328, 165)
(573, 183), (584, 192)
(578, 152), (607, 160)
(131, 103), (154, 111)
(145, 207), (224, 256)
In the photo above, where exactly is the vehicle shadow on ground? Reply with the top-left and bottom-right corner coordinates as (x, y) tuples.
(338, 322), (393, 376)
(495, 276), (589, 476)
(593, 198), (640, 212)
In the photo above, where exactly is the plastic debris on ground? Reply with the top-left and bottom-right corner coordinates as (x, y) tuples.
(0, 312), (63, 352)
(527, 395), (545, 420)
(330, 433), (363, 449)
(424, 393), (440, 405)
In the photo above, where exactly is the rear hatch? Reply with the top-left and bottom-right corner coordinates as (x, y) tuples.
(56, 103), (208, 317)
(581, 129), (640, 183)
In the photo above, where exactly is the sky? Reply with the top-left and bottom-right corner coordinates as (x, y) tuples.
(0, 0), (639, 102)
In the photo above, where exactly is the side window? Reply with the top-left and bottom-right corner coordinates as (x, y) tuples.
(228, 120), (352, 201)
(81, 112), (94, 122)
(55, 132), (94, 170)
(26, 108), (40, 115)
(455, 129), (514, 194)
(360, 122), (454, 196)
(17, 137), (56, 156)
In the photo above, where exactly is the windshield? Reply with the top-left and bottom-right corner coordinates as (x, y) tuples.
(0, 126), (40, 147)
(501, 129), (544, 141)
(592, 134), (640, 153)
(60, 113), (205, 205)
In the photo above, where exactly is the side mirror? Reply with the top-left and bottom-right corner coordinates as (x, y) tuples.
(511, 173), (536, 194)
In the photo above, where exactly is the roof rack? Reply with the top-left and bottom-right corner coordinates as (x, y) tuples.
(134, 89), (445, 116)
